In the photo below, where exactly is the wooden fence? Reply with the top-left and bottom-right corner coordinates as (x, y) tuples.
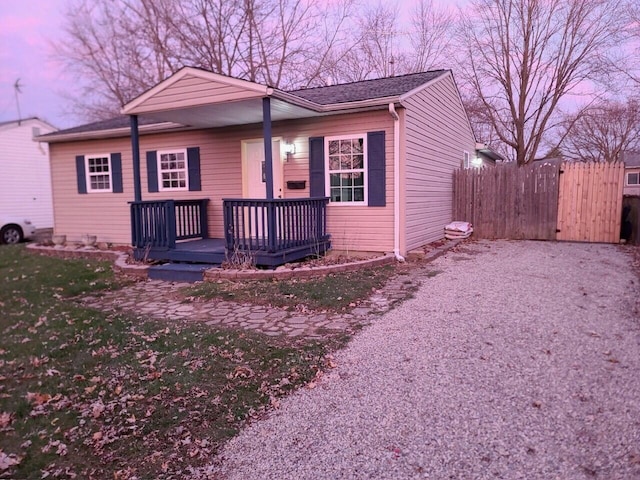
(453, 162), (624, 243)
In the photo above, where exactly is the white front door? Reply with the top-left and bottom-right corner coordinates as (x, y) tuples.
(242, 139), (283, 199)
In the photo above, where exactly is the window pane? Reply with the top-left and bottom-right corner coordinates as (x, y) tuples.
(328, 140), (339, 155)
(340, 155), (351, 169)
(340, 140), (351, 154)
(354, 187), (364, 201)
(353, 154), (364, 169)
(330, 174), (340, 186)
(329, 156), (340, 170)
(341, 174), (352, 186)
(628, 173), (639, 185)
(353, 139), (363, 154)
(353, 172), (364, 186)
(341, 188), (352, 201)
(330, 187), (341, 201)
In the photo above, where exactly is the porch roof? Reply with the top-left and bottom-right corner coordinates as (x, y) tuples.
(39, 67), (451, 142)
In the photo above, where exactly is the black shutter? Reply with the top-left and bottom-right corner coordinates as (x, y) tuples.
(146, 151), (158, 193)
(309, 136), (325, 197)
(187, 147), (201, 191)
(110, 153), (123, 193)
(367, 131), (386, 206)
(75, 155), (87, 194)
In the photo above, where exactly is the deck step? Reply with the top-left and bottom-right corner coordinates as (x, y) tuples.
(148, 263), (216, 283)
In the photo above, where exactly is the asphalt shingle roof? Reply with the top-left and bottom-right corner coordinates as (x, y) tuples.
(287, 71), (447, 105)
(43, 70), (449, 137)
(40, 116), (162, 137)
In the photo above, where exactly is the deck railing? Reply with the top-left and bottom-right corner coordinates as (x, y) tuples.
(130, 199), (209, 249)
(223, 197), (329, 253)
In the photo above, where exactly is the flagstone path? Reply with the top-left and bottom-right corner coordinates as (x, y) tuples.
(78, 269), (428, 338)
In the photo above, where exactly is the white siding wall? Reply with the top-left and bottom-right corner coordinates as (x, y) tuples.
(402, 74), (476, 251)
(0, 119), (56, 228)
(624, 168), (640, 196)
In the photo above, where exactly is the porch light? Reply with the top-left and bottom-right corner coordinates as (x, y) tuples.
(284, 142), (296, 161)
(471, 157), (483, 166)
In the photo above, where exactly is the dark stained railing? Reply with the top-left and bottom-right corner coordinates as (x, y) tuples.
(130, 199), (209, 249)
(223, 197), (329, 253)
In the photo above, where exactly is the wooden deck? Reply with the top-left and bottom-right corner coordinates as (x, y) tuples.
(137, 237), (331, 267)
(131, 197), (331, 267)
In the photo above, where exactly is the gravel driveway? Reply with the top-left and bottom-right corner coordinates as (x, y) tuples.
(200, 240), (640, 479)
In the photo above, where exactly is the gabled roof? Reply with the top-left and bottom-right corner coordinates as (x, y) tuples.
(288, 71), (447, 105)
(40, 67), (455, 142)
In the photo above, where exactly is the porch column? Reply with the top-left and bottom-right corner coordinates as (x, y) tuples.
(262, 97), (274, 200)
(130, 115), (142, 202)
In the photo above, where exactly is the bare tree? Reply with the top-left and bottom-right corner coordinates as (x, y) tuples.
(55, 0), (357, 119)
(407, 0), (456, 72)
(560, 98), (640, 162)
(458, 0), (626, 165)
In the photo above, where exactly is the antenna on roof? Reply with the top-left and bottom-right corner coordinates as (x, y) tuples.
(14, 78), (23, 125)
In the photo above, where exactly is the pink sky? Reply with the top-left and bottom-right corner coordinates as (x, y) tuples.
(0, 0), (468, 131)
(0, 0), (76, 128)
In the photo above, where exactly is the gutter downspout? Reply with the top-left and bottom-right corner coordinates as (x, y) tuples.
(388, 103), (405, 262)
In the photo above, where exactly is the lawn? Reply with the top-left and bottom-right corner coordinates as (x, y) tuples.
(0, 246), (333, 479)
(184, 266), (396, 311)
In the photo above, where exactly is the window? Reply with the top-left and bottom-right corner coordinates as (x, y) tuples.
(158, 149), (188, 191)
(85, 155), (112, 192)
(627, 172), (639, 186)
(326, 135), (366, 204)
(463, 151), (470, 169)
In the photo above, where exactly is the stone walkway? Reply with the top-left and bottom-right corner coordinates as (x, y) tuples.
(79, 260), (444, 338)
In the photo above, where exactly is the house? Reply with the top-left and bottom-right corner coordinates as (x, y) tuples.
(622, 152), (640, 196)
(1, 117), (57, 229)
(39, 67), (476, 268)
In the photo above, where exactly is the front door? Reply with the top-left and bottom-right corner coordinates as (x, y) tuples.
(241, 139), (283, 243)
(242, 139), (283, 199)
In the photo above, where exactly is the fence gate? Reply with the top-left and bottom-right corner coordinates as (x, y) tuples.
(556, 162), (624, 243)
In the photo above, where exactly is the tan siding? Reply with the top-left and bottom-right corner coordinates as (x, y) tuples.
(134, 75), (263, 112)
(273, 111), (395, 252)
(402, 73), (476, 251)
(50, 110), (395, 252)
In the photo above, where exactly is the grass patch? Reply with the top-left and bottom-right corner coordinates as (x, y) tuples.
(185, 266), (396, 311)
(0, 245), (332, 479)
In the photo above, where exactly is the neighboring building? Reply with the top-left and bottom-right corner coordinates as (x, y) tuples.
(0, 117), (57, 228)
(39, 67), (476, 266)
(472, 142), (502, 167)
(622, 151), (640, 196)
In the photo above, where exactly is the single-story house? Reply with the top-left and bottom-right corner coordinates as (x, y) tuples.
(623, 152), (640, 196)
(39, 67), (476, 267)
(1, 117), (57, 229)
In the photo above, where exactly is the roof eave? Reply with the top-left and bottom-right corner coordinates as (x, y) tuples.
(36, 122), (188, 143)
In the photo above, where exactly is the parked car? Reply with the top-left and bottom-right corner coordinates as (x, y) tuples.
(0, 217), (36, 244)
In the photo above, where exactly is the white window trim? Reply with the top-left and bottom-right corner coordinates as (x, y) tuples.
(324, 134), (368, 206)
(85, 154), (112, 193)
(157, 148), (189, 192)
(626, 171), (639, 186)
(463, 151), (470, 169)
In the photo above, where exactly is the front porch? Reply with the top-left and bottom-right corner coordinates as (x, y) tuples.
(130, 197), (331, 267)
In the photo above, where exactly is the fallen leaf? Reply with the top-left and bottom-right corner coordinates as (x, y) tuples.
(0, 450), (21, 471)
(0, 412), (12, 428)
(26, 392), (51, 406)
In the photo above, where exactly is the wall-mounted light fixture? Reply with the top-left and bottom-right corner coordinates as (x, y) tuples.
(283, 142), (296, 162)
(471, 157), (483, 167)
